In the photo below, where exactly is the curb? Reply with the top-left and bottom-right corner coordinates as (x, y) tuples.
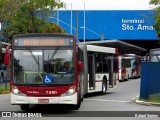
(135, 99), (160, 106)
(0, 91), (10, 94)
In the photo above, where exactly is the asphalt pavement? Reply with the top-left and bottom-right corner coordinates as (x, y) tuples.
(0, 78), (159, 119)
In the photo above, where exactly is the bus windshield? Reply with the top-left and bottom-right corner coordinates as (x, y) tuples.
(149, 50), (160, 62)
(13, 47), (74, 85)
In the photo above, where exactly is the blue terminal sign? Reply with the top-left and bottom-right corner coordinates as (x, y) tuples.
(49, 10), (159, 40)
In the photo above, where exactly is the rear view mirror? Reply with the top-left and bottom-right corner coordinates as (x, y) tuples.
(4, 52), (10, 65)
(78, 61), (83, 73)
(4, 46), (10, 65)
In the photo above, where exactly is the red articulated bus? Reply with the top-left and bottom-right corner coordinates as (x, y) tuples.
(4, 33), (119, 110)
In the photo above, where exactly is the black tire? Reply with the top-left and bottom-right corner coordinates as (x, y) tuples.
(101, 80), (107, 95)
(81, 94), (84, 102)
(134, 76), (139, 79)
(72, 100), (81, 110)
(20, 104), (29, 110)
(72, 90), (82, 110)
(72, 96), (81, 110)
(125, 75), (129, 81)
(81, 86), (84, 102)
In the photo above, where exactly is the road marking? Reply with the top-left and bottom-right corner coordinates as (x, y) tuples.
(84, 99), (129, 103)
(129, 95), (139, 102)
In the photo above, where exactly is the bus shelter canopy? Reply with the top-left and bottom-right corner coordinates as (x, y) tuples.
(79, 40), (146, 55)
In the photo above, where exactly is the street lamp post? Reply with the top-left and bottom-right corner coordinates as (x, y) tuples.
(84, 3), (85, 43)
(70, 3), (72, 34)
(80, 26), (104, 41)
(49, 17), (76, 31)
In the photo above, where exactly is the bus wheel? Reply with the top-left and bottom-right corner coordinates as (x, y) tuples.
(20, 104), (29, 111)
(134, 76), (138, 79)
(72, 92), (81, 110)
(81, 94), (84, 101)
(72, 98), (81, 110)
(81, 88), (84, 101)
(126, 75), (129, 81)
(101, 81), (107, 95)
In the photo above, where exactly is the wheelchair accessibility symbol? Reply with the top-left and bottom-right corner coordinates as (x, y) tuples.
(45, 76), (51, 83)
(44, 74), (52, 84)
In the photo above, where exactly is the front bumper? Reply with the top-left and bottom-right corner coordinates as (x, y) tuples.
(11, 93), (77, 105)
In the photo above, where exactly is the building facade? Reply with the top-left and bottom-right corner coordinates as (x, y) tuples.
(48, 10), (158, 41)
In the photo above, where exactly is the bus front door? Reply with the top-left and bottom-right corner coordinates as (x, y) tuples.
(108, 55), (114, 88)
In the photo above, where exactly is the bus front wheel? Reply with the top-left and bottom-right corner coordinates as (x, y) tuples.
(20, 104), (29, 111)
(71, 92), (81, 110)
(72, 100), (81, 110)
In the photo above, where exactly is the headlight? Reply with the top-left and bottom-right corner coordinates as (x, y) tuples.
(13, 87), (19, 94)
(12, 86), (26, 96)
(61, 86), (76, 96)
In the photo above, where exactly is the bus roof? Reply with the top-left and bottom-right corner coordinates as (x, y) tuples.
(149, 48), (160, 55)
(2, 42), (11, 46)
(149, 48), (160, 52)
(80, 40), (146, 55)
(150, 48), (160, 50)
(13, 33), (75, 39)
(87, 45), (116, 54)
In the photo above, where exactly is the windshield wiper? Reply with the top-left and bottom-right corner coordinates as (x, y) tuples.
(50, 47), (60, 61)
(28, 49), (39, 65)
(28, 48), (41, 74)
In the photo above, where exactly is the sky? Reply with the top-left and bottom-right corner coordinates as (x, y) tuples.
(61, 0), (153, 10)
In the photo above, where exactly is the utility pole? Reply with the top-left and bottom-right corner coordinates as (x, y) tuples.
(84, 3), (85, 43)
(76, 11), (78, 40)
(57, 10), (59, 25)
(70, 3), (72, 34)
(101, 32), (104, 41)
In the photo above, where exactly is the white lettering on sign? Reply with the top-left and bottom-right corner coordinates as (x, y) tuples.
(137, 24), (155, 30)
(27, 91), (39, 94)
(121, 19), (155, 31)
(46, 91), (57, 95)
(122, 24), (135, 30)
(122, 19), (145, 24)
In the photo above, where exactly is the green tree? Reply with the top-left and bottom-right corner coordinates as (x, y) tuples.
(150, 0), (160, 38)
(18, 0), (64, 32)
(43, 22), (66, 33)
(0, 0), (64, 22)
(1, 0), (66, 41)
(0, 0), (26, 22)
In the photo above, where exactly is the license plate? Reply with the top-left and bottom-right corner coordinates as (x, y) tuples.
(38, 99), (49, 103)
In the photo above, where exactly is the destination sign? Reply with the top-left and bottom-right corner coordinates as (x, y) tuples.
(14, 38), (73, 46)
(23, 39), (65, 46)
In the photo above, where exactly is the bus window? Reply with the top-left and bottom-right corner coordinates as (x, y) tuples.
(149, 49), (160, 62)
(151, 56), (160, 62)
(113, 57), (118, 72)
(96, 63), (103, 73)
(103, 63), (108, 73)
